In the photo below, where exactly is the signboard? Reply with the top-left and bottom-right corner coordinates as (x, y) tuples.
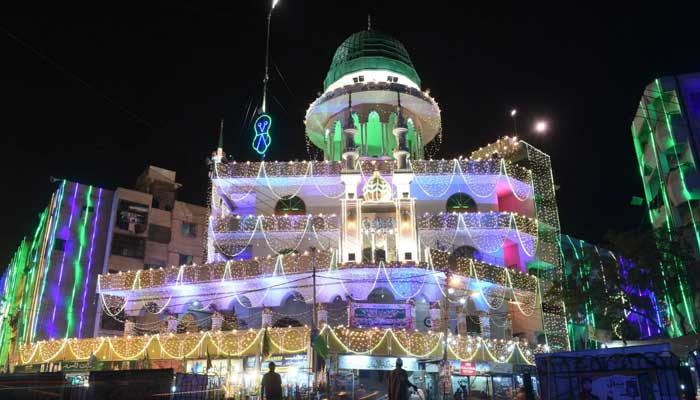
(338, 355), (419, 371)
(449, 360), (492, 376)
(349, 302), (413, 329)
(245, 353), (307, 373)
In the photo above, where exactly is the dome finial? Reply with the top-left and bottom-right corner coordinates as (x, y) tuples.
(367, 14), (371, 31)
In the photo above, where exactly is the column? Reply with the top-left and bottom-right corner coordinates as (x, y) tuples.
(479, 312), (491, 339)
(262, 307), (273, 328)
(457, 308), (467, 336)
(211, 311), (224, 331)
(167, 315), (178, 333)
(317, 304), (328, 328)
(429, 302), (442, 331)
(124, 319), (136, 336)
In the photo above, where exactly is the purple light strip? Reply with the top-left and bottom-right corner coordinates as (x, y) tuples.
(50, 183), (79, 326)
(78, 188), (102, 338)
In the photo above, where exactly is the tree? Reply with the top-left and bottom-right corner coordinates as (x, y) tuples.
(604, 227), (699, 337)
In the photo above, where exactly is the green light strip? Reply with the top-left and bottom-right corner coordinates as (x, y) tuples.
(66, 185), (92, 338)
(653, 79), (697, 333)
(637, 97), (683, 336)
(31, 181), (65, 341)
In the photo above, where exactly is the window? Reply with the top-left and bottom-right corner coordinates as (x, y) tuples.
(144, 260), (166, 270)
(54, 238), (67, 252)
(111, 234), (146, 259)
(81, 205), (95, 216)
(115, 200), (149, 234)
(148, 224), (171, 244)
(179, 254), (193, 265)
(446, 192), (477, 212)
(181, 222), (197, 238)
(274, 196), (306, 215)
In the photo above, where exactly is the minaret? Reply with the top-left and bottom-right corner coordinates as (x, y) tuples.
(393, 91), (410, 169)
(342, 92), (359, 170)
(211, 119), (226, 164)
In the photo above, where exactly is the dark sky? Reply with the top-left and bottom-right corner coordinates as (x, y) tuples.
(2, 1), (700, 266)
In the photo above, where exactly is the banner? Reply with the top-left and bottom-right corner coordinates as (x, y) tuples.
(338, 355), (419, 371)
(349, 302), (413, 329)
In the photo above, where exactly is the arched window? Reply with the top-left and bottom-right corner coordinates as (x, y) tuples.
(274, 195), (306, 215)
(446, 192), (477, 213)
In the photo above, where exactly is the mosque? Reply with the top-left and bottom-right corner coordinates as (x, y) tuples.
(17, 27), (568, 399)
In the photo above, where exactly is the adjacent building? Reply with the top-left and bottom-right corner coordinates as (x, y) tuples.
(0, 166), (206, 370)
(631, 73), (700, 336)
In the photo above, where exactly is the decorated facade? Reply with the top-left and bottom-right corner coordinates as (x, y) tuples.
(10, 28), (568, 398)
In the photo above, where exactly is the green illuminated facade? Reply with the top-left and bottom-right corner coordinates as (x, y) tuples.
(631, 73), (700, 337)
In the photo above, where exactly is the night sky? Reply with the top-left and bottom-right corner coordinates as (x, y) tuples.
(2, 1), (700, 267)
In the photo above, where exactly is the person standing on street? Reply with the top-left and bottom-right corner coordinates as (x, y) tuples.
(388, 358), (417, 400)
(261, 362), (283, 400)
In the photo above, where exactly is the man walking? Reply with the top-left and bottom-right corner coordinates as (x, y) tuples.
(388, 358), (417, 400)
(261, 362), (283, 400)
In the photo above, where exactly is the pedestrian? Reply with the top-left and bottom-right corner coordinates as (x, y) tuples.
(261, 362), (283, 400)
(387, 358), (417, 400)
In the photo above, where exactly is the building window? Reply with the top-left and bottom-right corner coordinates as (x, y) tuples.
(115, 200), (149, 234)
(446, 192), (477, 212)
(274, 196), (306, 215)
(148, 224), (171, 244)
(179, 254), (193, 265)
(110, 234), (146, 259)
(144, 260), (166, 270)
(181, 222), (197, 238)
(53, 238), (67, 252)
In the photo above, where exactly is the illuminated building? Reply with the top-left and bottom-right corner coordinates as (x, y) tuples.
(0, 166), (206, 370)
(631, 73), (700, 336)
(559, 234), (664, 350)
(10, 29), (568, 397)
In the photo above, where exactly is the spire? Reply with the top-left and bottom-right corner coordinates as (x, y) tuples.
(211, 118), (226, 163)
(217, 119), (225, 151)
(367, 14), (371, 31)
(345, 91), (354, 129)
(396, 90), (406, 128)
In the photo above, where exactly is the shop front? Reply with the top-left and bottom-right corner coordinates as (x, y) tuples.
(329, 354), (426, 400)
(447, 360), (538, 400)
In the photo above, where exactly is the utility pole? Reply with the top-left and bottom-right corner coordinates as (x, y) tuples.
(311, 250), (318, 397)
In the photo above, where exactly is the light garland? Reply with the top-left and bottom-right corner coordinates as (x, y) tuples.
(17, 325), (546, 367)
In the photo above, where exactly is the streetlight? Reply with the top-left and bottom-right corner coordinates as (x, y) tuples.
(534, 120), (548, 134)
(510, 109), (518, 135)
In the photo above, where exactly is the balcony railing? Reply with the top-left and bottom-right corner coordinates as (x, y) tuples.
(214, 159), (531, 184)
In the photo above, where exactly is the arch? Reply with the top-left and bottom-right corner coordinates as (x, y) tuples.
(406, 118), (415, 154)
(179, 313), (198, 333)
(446, 192), (477, 213)
(275, 196), (306, 216)
(273, 317), (303, 328)
(333, 120), (343, 161)
(366, 111), (383, 157)
(282, 291), (306, 305)
(367, 287), (396, 303)
(387, 113), (398, 154)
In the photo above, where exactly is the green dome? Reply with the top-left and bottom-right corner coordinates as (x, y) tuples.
(323, 30), (421, 90)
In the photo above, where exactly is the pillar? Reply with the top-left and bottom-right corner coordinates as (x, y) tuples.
(317, 304), (328, 328)
(342, 122), (359, 170)
(457, 308), (467, 336)
(407, 299), (416, 330)
(211, 311), (224, 331)
(479, 312), (491, 339)
(124, 319), (136, 336)
(504, 313), (513, 338)
(392, 123), (409, 170)
(262, 307), (273, 328)
(429, 302), (442, 331)
(167, 315), (178, 333)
